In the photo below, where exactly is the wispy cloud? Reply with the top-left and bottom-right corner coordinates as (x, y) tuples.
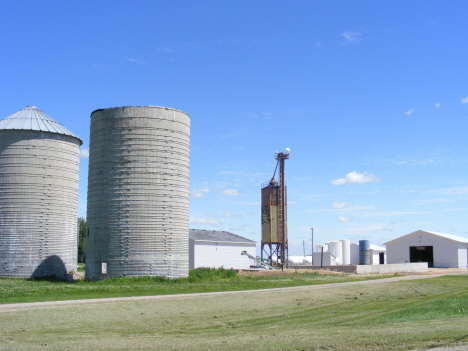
(331, 201), (349, 209)
(461, 96), (468, 104)
(338, 216), (351, 222)
(331, 171), (381, 186)
(80, 148), (89, 158)
(434, 102), (440, 108)
(361, 211), (431, 217)
(332, 223), (390, 233)
(404, 109), (414, 115)
(190, 218), (221, 226)
(414, 198), (453, 206)
(434, 186), (468, 195)
(158, 47), (176, 53)
(126, 58), (144, 65)
(341, 31), (362, 44)
(191, 188), (210, 198)
(222, 189), (239, 196)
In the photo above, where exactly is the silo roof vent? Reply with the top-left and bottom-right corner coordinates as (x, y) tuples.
(0, 106), (82, 144)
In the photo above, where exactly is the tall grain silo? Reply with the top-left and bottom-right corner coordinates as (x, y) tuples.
(85, 106), (190, 280)
(0, 106), (82, 278)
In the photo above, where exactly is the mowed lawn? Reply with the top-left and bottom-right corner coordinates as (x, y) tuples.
(0, 275), (467, 350)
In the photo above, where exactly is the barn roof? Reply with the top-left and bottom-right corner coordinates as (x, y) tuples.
(384, 230), (468, 245)
(189, 229), (256, 244)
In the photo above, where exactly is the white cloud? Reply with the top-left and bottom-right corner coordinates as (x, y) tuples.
(434, 102), (440, 108)
(80, 148), (89, 158)
(330, 171), (381, 185)
(223, 213), (233, 217)
(338, 216), (351, 222)
(190, 218), (221, 226)
(404, 109), (414, 115)
(222, 189), (239, 196)
(191, 188), (210, 198)
(126, 58), (144, 65)
(332, 201), (349, 209)
(341, 31), (361, 43)
(461, 96), (468, 104)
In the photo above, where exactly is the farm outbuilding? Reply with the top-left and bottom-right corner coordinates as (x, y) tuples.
(350, 243), (386, 265)
(189, 229), (256, 270)
(385, 230), (468, 268)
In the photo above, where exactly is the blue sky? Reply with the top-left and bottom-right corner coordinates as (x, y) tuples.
(2, 1), (468, 255)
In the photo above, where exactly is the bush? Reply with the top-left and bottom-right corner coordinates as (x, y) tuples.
(188, 267), (237, 282)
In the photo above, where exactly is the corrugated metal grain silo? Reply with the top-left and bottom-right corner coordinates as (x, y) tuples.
(0, 106), (82, 278)
(85, 106), (190, 280)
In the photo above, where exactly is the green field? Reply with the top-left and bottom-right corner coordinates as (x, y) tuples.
(0, 268), (387, 304)
(0, 274), (467, 350)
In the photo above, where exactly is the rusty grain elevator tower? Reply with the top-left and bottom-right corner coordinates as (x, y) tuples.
(261, 148), (290, 267)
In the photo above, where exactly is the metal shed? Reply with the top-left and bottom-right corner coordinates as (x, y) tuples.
(189, 229), (256, 270)
(384, 230), (468, 268)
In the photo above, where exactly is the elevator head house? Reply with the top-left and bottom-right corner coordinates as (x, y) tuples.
(384, 230), (468, 268)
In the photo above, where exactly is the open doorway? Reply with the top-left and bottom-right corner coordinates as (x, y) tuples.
(379, 252), (385, 265)
(410, 246), (433, 268)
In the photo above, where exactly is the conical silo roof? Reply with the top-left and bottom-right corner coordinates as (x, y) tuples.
(0, 106), (83, 145)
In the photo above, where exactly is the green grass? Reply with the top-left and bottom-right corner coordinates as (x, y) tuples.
(1, 275), (467, 350)
(0, 268), (387, 304)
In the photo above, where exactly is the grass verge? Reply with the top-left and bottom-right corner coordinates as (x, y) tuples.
(0, 275), (467, 350)
(0, 267), (388, 304)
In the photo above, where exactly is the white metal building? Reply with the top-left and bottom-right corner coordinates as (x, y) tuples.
(384, 230), (468, 268)
(350, 243), (386, 265)
(189, 229), (256, 270)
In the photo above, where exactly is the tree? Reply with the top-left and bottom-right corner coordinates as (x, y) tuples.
(78, 217), (86, 263)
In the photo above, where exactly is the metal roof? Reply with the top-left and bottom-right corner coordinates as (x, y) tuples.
(189, 229), (256, 244)
(351, 243), (386, 251)
(384, 230), (468, 245)
(0, 106), (83, 145)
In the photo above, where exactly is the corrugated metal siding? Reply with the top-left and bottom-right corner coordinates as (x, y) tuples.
(85, 106), (190, 280)
(0, 106), (83, 144)
(192, 241), (256, 270)
(0, 130), (81, 277)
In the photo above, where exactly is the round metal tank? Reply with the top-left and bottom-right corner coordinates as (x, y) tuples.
(359, 240), (370, 265)
(316, 244), (325, 252)
(85, 106), (190, 280)
(340, 239), (350, 265)
(324, 242), (330, 252)
(0, 106), (82, 278)
(330, 241), (343, 265)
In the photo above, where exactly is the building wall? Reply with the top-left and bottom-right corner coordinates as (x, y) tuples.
(190, 241), (256, 270)
(458, 244), (468, 268)
(386, 231), (464, 268)
(350, 244), (359, 265)
(312, 252), (336, 266)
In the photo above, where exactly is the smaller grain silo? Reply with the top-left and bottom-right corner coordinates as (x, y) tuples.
(0, 106), (82, 278)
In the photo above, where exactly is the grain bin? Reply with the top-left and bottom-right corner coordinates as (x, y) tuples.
(359, 240), (370, 265)
(85, 106), (190, 280)
(0, 106), (82, 278)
